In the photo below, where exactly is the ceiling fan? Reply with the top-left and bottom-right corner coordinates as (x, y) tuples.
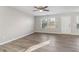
(34, 6), (49, 12)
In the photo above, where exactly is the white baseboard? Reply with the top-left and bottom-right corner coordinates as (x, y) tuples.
(0, 32), (34, 45)
(35, 31), (79, 35)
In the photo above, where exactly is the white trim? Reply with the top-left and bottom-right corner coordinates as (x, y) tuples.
(0, 32), (34, 45)
(35, 31), (79, 35)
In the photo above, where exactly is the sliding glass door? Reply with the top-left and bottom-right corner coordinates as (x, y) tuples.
(60, 16), (71, 33)
(41, 16), (56, 32)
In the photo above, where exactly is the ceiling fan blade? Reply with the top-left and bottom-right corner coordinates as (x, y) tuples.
(43, 9), (49, 11)
(34, 6), (41, 9)
(43, 6), (48, 8)
(34, 6), (38, 8)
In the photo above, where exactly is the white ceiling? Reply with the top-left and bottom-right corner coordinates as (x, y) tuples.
(12, 6), (79, 16)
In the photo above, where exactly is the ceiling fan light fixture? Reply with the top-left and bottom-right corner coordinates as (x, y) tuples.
(39, 10), (43, 12)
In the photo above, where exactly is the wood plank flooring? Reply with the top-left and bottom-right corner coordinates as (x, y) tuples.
(0, 33), (79, 52)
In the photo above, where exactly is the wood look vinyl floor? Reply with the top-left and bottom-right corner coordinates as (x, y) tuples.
(0, 33), (79, 52)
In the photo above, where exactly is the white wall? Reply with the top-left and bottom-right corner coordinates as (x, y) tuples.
(0, 7), (34, 44)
